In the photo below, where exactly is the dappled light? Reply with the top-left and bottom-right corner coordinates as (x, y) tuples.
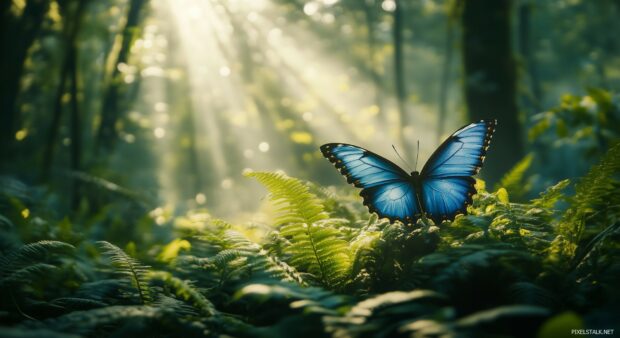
(1, 0), (619, 337)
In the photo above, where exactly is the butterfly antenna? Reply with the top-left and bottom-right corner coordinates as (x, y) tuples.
(392, 144), (413, 171)
(415, 140), (420, 172)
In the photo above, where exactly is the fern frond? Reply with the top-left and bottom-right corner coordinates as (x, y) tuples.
(22, 305), (162, 335)
(151, 295), (198, 316)
(280, 221), (351, 288)
(0, 263), (57, 286)
(496, 153), (534, 201)
(148, 271), (216, 316)
(246, 172), (352, 288)
(50, 298), (108, 311)
(0, 240), (74, 277)
(349, 229), (381, 277)
(75, 279), (132, 301)
(549, 143), (620, 264)
(245, 171), (328, 225)
(531, 179), (570, 210)
(508, 282), (557, 307)
(195, 228), (307, 285)
(325, 290), (447, 338)
(417, 244), (534, 286)
(97, 241), (151, 304)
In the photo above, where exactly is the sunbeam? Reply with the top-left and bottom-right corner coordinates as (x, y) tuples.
(146, 0), (443, 218)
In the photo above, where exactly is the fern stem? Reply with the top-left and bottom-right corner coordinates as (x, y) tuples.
(11, 291), (38, 321)
(306, 224), (329, 287)
(127, 262), (147, 305)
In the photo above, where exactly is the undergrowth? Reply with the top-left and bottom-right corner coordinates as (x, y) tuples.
(1, 144), (619, 337)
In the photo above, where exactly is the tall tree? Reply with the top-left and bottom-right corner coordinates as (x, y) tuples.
(517, 0), (542, 112)
(0, 0), (50, 167)
(67, 1), (87, 210)
(462, 0), (522, 184)
(42, 1), (87, 180)
(96, 0), (146, 151)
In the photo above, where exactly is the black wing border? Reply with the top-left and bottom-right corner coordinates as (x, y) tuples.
(320, 143), (418, 225)
(420, 119), (496, 178)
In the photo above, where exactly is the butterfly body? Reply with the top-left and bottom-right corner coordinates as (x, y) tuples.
(320, 120), (496, 225)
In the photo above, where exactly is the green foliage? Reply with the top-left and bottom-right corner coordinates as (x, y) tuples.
(529, 89), (620, 180)
(0, 240), (74, 288)
(248, 171), (352, 289)
(245, 171), (328, 225)
(529, 89), (620, 152)
(496, 153), (534, 201)
(549, 143), (620, 266)
(279, 222), (352, 289)
(3, 0), (620, 335)
(97, 241), (151, 304)
(1, 141), (619, 337)
(148, 271), (216, 316)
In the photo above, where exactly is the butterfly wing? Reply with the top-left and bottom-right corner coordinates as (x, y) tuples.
(320, 143), (422, 224)
(420, 120), (496, 223)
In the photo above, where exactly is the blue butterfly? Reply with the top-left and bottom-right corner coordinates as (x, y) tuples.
(320, 120), (496, 225)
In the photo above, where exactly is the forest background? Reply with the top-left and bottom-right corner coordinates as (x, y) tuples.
(1, 0), (619, 337)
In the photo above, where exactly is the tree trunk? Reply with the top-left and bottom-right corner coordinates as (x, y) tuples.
(462, 0), (522, 184)
(96, 0), (146, 151)
(42, 1), (86, 179)
(69, 36), (82, 210)
(0, 0), (50, 167)
(393, 0), (413, 161)
(517, 1), (542, 112)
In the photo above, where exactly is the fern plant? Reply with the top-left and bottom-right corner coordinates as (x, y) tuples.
(246, 171), (352, 289)
(97, 241), (151, 304)
(495, 153), (534, 201)
(549, 143), (620, 267)
(0, 240), (75, 286)
(177, 222), (307, 289)
(148, 271), (216, 316)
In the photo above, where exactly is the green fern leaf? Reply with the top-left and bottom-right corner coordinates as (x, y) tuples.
(0, 263), (57, 286)
(97, 241), (151, 304)
(148, 271), (216, 316)
(495, 154), (534, 201)
(280, 221), (351, 288)
(245, 171), (328, 225)
(247, 172), (351, 288)
(549, 143), (620, 264)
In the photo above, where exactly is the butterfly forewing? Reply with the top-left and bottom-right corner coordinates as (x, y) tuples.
(320, 143), (409, 187)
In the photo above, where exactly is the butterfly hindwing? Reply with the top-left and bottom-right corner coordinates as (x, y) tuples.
(420, 120), (496, 223)
(361, 181), (422, 224)
(320, 143), (421, 224)
(421, 176), (476, 224)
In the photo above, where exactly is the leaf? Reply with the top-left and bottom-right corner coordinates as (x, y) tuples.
(537, 312), (583, 338)
(148, 271), (216, 316)
(496, 154), (533, 201)
(246, 172), (351, 288)
(245, 171), (328, 225)
(157, 239), (191, 262)
(97, 241), (151, 304)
